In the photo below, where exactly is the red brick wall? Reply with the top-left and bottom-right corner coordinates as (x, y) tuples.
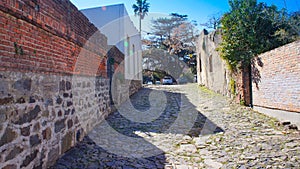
(0, 0), (108, 76)
(252, 40), (300, 112)
(235, 65), (252, 106)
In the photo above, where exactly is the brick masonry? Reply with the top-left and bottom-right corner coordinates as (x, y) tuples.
(0, 0), (109, 75)
(0, 0), (117, 168)
(252, 40), (300, 112)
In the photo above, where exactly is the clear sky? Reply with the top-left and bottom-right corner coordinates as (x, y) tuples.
(70, 0), (300, 33)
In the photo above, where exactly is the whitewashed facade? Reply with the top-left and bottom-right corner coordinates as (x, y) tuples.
(81, 4), (142, 80)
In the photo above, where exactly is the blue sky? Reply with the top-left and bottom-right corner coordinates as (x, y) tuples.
(70, 0), (300, 33)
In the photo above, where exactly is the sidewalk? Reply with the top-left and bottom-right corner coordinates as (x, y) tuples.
(253, 106), (300, 129)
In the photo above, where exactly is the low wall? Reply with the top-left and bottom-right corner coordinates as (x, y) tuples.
(0, 0), (111, 168)
(252, 40), (300, 112)
(0, 72), (110, 168)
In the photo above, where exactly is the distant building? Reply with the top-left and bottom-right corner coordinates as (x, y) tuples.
(81, 4), (142, 81)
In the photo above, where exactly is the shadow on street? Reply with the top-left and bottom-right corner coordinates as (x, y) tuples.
(51, 86), (223, 168)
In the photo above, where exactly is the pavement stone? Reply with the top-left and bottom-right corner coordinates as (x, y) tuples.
(51, 84), (300, 169)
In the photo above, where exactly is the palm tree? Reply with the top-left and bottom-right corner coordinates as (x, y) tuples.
(132, 0), (150, 34)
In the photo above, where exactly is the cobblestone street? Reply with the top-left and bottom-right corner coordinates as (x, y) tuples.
(51, 84), (300, 169)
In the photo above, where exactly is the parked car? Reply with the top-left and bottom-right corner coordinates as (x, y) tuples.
(162, 76), (173, 85)
(146, 81), (153, 85)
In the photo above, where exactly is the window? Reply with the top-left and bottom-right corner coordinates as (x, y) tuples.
(199, 53), (202, 72)
(132, 44), (135, 76)
(209, 55), (213, 72)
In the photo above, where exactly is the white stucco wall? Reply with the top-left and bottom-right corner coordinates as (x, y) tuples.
(81, 4), (142, 80)
(196, 30), (231, 96)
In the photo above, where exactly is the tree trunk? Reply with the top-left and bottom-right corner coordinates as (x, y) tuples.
(139, 14), (142, 35)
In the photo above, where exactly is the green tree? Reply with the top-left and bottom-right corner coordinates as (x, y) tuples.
(132, 0), (150, 34)
(201, 12), (222, 30)
(151, 13), (188, 41)
(287, 11), (300, 40)
(150, 13), (198, 55)
(219, 0), (297, 72)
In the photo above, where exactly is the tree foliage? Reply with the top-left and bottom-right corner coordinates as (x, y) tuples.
(132, 0), (150, 33)
(142, 48), (186, 79)
(142, 13), (199, 78)
(219, 0), (299, 72)
(201, 13), (222, 30)
(150, 13), (198, 56)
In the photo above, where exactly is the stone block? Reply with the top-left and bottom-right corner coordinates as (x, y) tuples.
(57, 110), (63, 117)
(0, 81), (9, 97)
(0, 110), (7, 123)
(56, 97), (63, 105)
(54, 119), (65, 133)
(0, 97), (14, 105)
(16, 97), (26, 104)
(47, 147), (59, 167)
(66, 81), (72, 90)
(0, 127), (17, 147)
(45, 98), (53, 107)
(42, 127), (52, 140)
(30, 134), (41, 147)
(61, 131), (74, 154)
(67, 119), (73, 129)
(29, 96), (36, 103)
(33, 163), (43, 169)
(42, 110), (49, 117)
(14, 105), (41, 125)
(64, 109), (70, 115)
(21, 126), (31, 136)
(33, 123), (40, 132)
(12, 79), (32, 91)
(66, 101), (73, 107)
(5, 146), (23, 161)
(21, 150), (38, 168)
(3, 164), (17, 169)
(76, 128), (84, 142)
(63, 93), (69, 98)
(59, 80), (65, 91)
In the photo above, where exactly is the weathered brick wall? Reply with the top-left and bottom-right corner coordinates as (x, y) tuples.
(252, 40), (300, 112)
(0, 0), (111, 168)
(0, 0), (108, 75)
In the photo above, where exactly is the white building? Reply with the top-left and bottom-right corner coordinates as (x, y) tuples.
(81, 4), (142, 80)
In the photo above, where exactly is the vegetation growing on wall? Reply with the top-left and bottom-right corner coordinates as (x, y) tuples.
(230, 78), (236, 95)
(218, 0), (300, 72)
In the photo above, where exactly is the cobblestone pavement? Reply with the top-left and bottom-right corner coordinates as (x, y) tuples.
(51, 84), (300, 169)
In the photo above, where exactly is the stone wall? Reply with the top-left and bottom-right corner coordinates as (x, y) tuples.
(0, 73), (110, 168)
(0, 0), (112, 168)
(252, 40), (300, 112)
(196, 29), (231, 97)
